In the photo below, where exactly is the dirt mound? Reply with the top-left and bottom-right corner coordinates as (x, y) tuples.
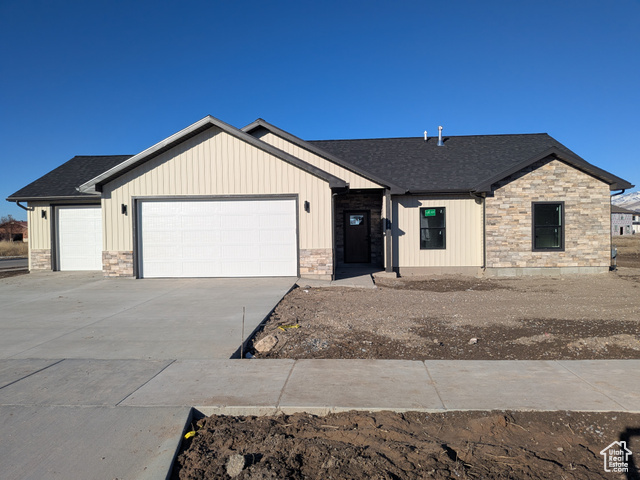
(173, 410), (640, 479)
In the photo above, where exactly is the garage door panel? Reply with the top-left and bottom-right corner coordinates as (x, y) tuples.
(140, 199), (297, 278)
(182, 261), (222, 277)
(182, 230), (222, 244)
(57, 206), (103, 271)
(258, 214), (294, 229)
(182, 245), (223, 260)
(259, 261), (296, 276)
(258, 229), (293, 244)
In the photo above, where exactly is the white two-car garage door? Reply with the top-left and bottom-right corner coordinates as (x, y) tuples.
(56, 206), (103, 271)
(139, 199), (298, 278)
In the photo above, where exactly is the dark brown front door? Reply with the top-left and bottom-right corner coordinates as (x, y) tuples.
(344, 210), (371, 263)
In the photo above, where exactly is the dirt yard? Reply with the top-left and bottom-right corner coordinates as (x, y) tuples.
(249, 265), (640, 361)
(615, 235), (640, 269)
(173, 410), (640, 479)
(172, 248), (640, 478)
(0, 270), (27, 279)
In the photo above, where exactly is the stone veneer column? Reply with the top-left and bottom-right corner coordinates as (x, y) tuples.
(333, 192), (384, 266)
(102, 251), (134, 277)
(299, 248), (333, 279)
(30, 249), (51, 270)
(485, 158), (610, 270)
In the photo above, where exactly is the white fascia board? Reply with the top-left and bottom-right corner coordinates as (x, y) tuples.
(78, 115), (347, 193)
(77, 116), (218, 193)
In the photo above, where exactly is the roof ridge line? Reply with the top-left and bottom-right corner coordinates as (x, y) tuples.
(309, 133), (551, 142)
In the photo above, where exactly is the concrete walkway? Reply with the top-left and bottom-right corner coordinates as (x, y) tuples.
(2, 358), (640, 479)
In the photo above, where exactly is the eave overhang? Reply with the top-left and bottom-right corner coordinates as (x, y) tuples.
(243, 119), (405, 194)
(7, 194), (101, 203)
(472, 147), (634, 193)
(78, 116), (347, 193)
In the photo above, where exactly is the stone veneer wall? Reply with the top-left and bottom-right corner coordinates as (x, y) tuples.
(334, 192), (383, 266)
(102, 251), (134, 277)
(299, 248), (333, 278)
(30, 249), (51, 270)
(485, 158), (610, 269)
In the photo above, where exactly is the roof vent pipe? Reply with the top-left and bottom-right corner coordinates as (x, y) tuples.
(437, 126), (444, 146)
(424, 130), (427, 142)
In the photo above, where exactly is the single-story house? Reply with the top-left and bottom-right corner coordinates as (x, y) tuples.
(0, 220), (28, 242)
(611, 205), (636, 236)
(6, 115), (634, 278)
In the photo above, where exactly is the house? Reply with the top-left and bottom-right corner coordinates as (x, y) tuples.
(631, 210), (640, 235)
(611, 205), (636, 236)
(0, 219), (28, 242)
(6, 115), (634, 278)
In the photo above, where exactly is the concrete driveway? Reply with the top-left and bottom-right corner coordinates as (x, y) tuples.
(0, 271), (295, 360)
(0, 271), (295, 479)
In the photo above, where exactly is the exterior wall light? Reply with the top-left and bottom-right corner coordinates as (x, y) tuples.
(41, 210), (47, 219)
(304, 201), (310, 213)
(121, 204), (128, 215)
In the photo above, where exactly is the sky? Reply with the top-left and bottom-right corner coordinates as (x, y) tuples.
(1, 0), (639, 220)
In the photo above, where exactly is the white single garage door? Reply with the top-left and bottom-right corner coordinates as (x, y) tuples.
(139, 198), (297, 278)
(56, 206), (103, 271)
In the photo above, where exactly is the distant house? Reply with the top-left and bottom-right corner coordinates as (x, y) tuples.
(6, 115), (635, 278)
(0, 220), (27, 242)
(611, 205), (635, 236)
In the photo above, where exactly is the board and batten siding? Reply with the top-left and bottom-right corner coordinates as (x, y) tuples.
(102, 126), (333, 253)
(26, 202), (51, 251)
(253, 131), (382, 190)
(392, 196), (484, 271)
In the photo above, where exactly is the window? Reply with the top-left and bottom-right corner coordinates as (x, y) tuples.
(420, 207), (445, 249)
(532, 202), (564, 251)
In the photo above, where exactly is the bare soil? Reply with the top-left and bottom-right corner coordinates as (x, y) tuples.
(0, 270), (27, 279)
(249, 267), (640, 361)
(615, 235), (640, 269)
(173, 410), (640, 479)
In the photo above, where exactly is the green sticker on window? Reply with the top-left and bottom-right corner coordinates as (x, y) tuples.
(424, 209), (436, 217)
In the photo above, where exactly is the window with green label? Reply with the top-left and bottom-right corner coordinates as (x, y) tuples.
(420, 207), (446, 249)
(532, 202), (564, 251)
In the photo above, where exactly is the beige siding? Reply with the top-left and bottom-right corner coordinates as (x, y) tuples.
(102, 127), (333, 252)
(26, 202), (52, 251)
(393, 196), (484, 268)
(254, 131), (382, 190)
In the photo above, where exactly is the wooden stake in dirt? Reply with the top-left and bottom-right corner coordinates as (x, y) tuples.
(241, 306), (246, 359)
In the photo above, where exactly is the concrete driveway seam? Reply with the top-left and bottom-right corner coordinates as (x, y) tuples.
(555, 360), (637, 411)
(554, 360), (627, 409)
(116, 359), (178, 406)
(0, 359), (64, 390)
(274, 360), (297, 408)
(422, 361), (446, 410)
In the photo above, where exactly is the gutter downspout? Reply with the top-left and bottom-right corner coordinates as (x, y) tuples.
(610, 189), (626, 270)
(14, 201), (34, 212)
(470, 192), (486, 271)
(385, 189), (393, 273)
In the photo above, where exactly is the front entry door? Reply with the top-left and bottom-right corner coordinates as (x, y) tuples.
(344, 210), (371, 263)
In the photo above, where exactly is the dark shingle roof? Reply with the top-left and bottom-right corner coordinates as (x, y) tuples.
(308, 134), (591, 193)
(612, 205), (638, 214)
(7, 155), (132, 200)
